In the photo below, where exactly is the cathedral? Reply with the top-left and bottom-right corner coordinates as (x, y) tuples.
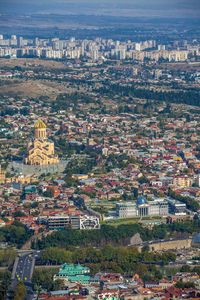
(0, 165), (5, 184)
(24, 120), (59, 166)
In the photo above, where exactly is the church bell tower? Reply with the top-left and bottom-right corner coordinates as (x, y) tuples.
(34, 119), (47, 139)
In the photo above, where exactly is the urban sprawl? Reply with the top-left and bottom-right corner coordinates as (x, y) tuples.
(0, 33), (200, 300)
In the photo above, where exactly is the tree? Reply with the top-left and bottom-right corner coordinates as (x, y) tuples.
(43, 188), (54, 198)
(175, 280), (195, 289)
(0, 221), (33, 248)
(41, 247), (72, 265)
(0, 270), (11, 299)
(13, 211), (27, 218)
(0, 248), (17, 266)
(32, 269), (58, 291)
(135, 263), (148, 277)
(133, 188), (138, 199)
(52, 279), (64, 291)
(13, 281), (26, 300)
(180, 265), (191, 272)
(138, 176), (149, 184)
(102, 245), (115, 261)
(141, 245), (150, 253)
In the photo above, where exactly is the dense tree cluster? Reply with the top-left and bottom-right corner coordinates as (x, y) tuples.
(51, 92), (95, 112)
(32, 218), (200, 250)
(0, 248), (17, 267)
(32, 268), (63, 292)
(40, 245), (176, 270)
(105, 154), (136, 172)
(97, 84), (200, 107)
(13, 281), (26, 300)
(0, 221), (33, 248)
(175, 280), (195, 289)
(0, 270), (11, 300)
(65, 157), (97, 175)
(32, 223), (162, 249)
(32, 246), (175, 289)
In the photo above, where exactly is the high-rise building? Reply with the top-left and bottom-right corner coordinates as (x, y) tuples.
(18, 36), (24, 47)
(135, 43), (141, 51)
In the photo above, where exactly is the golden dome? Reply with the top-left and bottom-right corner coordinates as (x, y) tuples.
(34, 120), (47, 129)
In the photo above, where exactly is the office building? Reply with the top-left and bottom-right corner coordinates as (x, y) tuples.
(71, 215), (100, 230)
(116, 202), (137, 218)
(167, 198), (187, 216)
(116, 196), (169, 218)
(48, 214), (70, 230)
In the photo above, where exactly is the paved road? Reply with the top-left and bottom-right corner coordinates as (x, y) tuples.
(131, 237), (191, 247)
(15, 254), (33, 282)
(7, 251), (41, 300)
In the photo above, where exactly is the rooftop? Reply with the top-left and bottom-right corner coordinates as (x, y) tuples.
(34, 119), (47, 129)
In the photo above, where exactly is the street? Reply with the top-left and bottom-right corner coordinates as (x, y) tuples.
(7, 251), (40, 300)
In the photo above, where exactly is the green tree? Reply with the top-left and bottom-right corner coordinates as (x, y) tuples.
(43, 188), (54, 198)
(175, 280), (195, 289)
(180, 265), (191, 272)
(141, 245), (150, 253)
(13, 281), (26, 300)
(13, 211), (27, 218)
(0, 270), (11, 299)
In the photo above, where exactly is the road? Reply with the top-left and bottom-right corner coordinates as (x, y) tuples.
(131, 237), (191, 247)
(7, 250), (41, 300)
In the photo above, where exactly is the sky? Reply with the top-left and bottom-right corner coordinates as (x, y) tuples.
(0, 0), (200, 18)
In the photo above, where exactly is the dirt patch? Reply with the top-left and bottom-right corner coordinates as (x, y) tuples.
(0, 79), (74, 99)
(159, 62), (200, 72)
(0, 58), (67, 70)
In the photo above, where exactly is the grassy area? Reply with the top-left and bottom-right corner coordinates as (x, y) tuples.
(160, 266), (180, 277)
(102, 217), (140, 226)
(142, 216), (162, 220)
(101, 216), (163, 227)
(35, 266), (59, 270)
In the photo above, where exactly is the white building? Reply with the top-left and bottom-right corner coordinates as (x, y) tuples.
(116, 196), (169, 218)
(116, 202), (137, 218)
(71, 215), (100, 230)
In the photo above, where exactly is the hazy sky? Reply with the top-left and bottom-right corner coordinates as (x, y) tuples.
(0, 0), (200, 17)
